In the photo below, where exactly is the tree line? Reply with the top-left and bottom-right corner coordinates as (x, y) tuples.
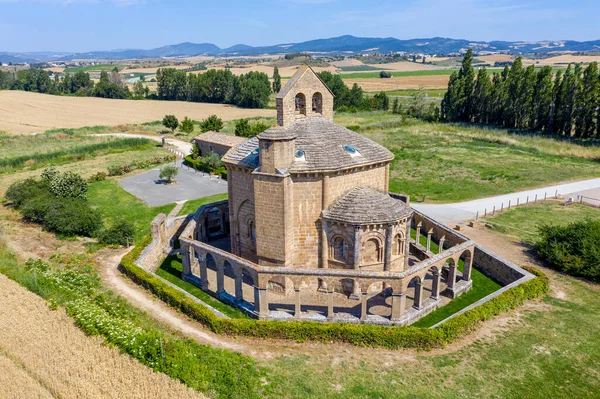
(317, 71), (390, 111)
(442, 49), (600, 138)
(0, 67), (131, 99)
(156, 68), (271, 108)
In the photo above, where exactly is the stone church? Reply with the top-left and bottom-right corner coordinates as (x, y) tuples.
(222, 66), (413, 290)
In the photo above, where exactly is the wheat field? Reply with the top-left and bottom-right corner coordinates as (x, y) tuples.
(0, 273), (205, 399)
(343, 75), (450, 91)
(0, 91), (274, 135)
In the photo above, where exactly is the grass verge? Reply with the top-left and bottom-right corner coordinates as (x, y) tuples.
(178, 193), (228, 216)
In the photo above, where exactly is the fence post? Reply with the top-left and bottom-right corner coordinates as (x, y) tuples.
(544, 192), (547, 201)
(492, 205), (495, 216)
(555, 190), (558, 198)
(526, 196), (529, 205)
(517, 198), (520, 206)
(484, 208), (487, 217)
(535, 194), (538, 204)
(508, 200), (511, 209)
(501, 202), (504, 212)
(476, 211), (479, 221)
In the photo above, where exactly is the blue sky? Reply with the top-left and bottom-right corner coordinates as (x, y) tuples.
(1, 0), (599, 52)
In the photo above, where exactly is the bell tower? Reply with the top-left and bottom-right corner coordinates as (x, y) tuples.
(275, 65), (334, 127)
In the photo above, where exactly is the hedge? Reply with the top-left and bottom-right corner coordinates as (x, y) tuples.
(121, 236), (549, 350)
(184, 155), (227, 180)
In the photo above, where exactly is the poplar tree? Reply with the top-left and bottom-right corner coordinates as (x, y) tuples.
(272, 66), (281, 93)
(472, 68), (492, 123)
(458, 49), (475, 121)
(575, 62), (599, 138)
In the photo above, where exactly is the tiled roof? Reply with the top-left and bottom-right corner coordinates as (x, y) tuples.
(323, 187), (413, 225)
(222, 117), (393, 172)
(193, 131), (247, 148)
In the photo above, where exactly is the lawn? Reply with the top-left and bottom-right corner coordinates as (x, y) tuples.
(485, 202), (600, 244)
(156, 255), (248, 319)
(334, 113), (600, 202)
(178, 193), (228, 216)
(88, 179), (175, 243)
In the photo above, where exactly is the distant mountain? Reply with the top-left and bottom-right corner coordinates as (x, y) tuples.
(3, 36), (600, 62)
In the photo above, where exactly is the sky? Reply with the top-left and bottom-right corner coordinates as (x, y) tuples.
(1, 0), (599, 53)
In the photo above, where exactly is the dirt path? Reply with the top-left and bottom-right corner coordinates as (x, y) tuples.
(100, 249), (246, 352)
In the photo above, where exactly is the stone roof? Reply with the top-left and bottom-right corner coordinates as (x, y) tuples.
(193, 131), (247, 148)
(222, 117), (394, 173)
(323, 187), (413, 225)
(276, 65), (334, 99)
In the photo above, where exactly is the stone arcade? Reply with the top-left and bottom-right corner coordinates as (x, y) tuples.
(178, 66), (476, 325)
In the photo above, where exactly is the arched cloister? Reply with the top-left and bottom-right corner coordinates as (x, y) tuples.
(406, 276), (424, 310)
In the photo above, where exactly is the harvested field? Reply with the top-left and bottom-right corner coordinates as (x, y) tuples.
(121, 65), (190, 74)
(477, 54), (514, 63)
(0, 273), (204, 399)
(342, 75), (450, 91)
(0, 91), (274, 135)
(209, 63), (336, 77)
(526, 54), (600, 66)
(343, 61), (438, 73)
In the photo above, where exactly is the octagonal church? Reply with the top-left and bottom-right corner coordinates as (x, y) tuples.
(222, 66), (412, 289)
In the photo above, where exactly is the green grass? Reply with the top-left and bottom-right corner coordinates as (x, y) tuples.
(87, 179), (175, 243)
(64, 64), (125, 73)
(156, 255), (248, 319)
(333, 113), (600, 202)
(178, 193), (228, 216)
(486, 202), (600, 244)
(338, 65), (390, 72)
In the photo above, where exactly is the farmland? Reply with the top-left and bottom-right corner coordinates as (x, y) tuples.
(0, 90), (274, 135)
(63, 63), (125, 73)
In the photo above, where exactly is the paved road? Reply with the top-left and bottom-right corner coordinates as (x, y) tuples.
(119, 161), (227, 206)
(413, 177), (600, 224)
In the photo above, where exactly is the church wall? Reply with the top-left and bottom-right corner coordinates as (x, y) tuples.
(327, 164), (388, 204)
(228, 167), (257, 262)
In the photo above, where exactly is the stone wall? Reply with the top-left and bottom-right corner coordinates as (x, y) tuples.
(196, 141), (232, 158)
(473, 245), (529, 285)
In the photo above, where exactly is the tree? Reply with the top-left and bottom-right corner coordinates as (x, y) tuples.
(203, 152), (222, 169)
(457, 48), (475, 122)
(234, 71), (271, 108)
(179, 116), (195, 134)
(49, 171), (88, 200)
(132, 81), (146, 99)
(162, 114), (179, 133)
(272, 66), (281, 93)
(371, 91), (390, 111)
(530, 66), (554, 132)
(159, 165), (179, 183)
(472, 68), (493, 123)
(380, 71), (392, 78)
(99, 218), (135, 246)
(392, 98), (399, 114)
(575, 62), (599, 138)
(441, 72), (462, 121)
(199, 114), (223, 132)
(235, 118), (251, 137)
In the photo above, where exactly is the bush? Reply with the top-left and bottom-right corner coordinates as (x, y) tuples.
(380, 71), (392, 78)
(49, 171), (88, 200)
(162, 114), (179, 133)
(179, 116), (195, 134)
(199, 114), (223, 132)
(99, 218), (135, 246)
(537, 220), (600, 281)
(234, 119), (271, 138)
(42, 198), (102, 236)
(5, 178), (48, 207)
(88, 171), (107, 182)
(120, 238), (549, 351)
(159, 165), (178, 183)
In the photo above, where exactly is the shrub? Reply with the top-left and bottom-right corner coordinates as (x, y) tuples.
(5, 178), (48, 207)
(88, 172), (107, 182)
(380, 71), (392, 78)
(537, 220), (600, 281)
(234, 119), (271, 138)
(179, 116), (195, 134)
(40, 166), (59, 182)
(159, 165), (179, 183)
(49, 171), (88, 200)
(199, 114), (224, 132)
(99, 218), (135, 246)
(204, 151), (222, 169)
(346, 125), (360, 132)
(162, 114), (179, 133)
(42, 198), (102, 236)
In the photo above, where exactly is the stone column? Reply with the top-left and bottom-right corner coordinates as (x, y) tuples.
(404, 222), (411, 269)
(447, 263), (457, 292)
(426, 229), (433, 253)
(255, 287), (269, 319)
(391, 292), (406, 320)
(294, 287), (301, 317)
(431, 270), (441, 299)
(319, 219), (329, 291)
(199, 254), (208, 290)
(181, 242), (192, 277)
(415, 222), (422, 246)
(463, 255), (473, 282)
(353, 225), (361, 269)
(327, 290), (334, 320)
(216, 263), (225, 295)
(384, 224), (393, 272)
(322, 174), (330, 209)
(438, 236), (445, 254)
(413, 280), (423, 310)
(360, 291), (368, 321)
(235, 272), (244, 302)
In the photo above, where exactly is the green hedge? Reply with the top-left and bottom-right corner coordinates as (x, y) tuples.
(122, 237), (549, 350)
(184, 155), (227, 180)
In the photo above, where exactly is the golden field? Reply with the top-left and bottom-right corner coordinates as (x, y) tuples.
(0, 91), (274, 135)
(343, 75), (450, 91)
(0, 273), (204, 399)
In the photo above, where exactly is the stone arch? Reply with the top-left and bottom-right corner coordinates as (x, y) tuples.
(206, 207), (223, 236)
(406, 275), (424, 310)
(362, 237), (383, 264)
(312, 92), (323, 114)
(295, 92), (306, 115)
(364, 280), (391, 317)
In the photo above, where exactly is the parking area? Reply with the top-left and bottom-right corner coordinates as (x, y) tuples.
(119, 161), (227, 206)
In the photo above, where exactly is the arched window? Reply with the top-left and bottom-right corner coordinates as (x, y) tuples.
(363, 238), (382, 264)
(392, 234), (405, 256)
(312, 92), (323, 114)
(295, 93), (306, 116)
(332, 237), (347, 261)
(247, 220), (256, 240)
